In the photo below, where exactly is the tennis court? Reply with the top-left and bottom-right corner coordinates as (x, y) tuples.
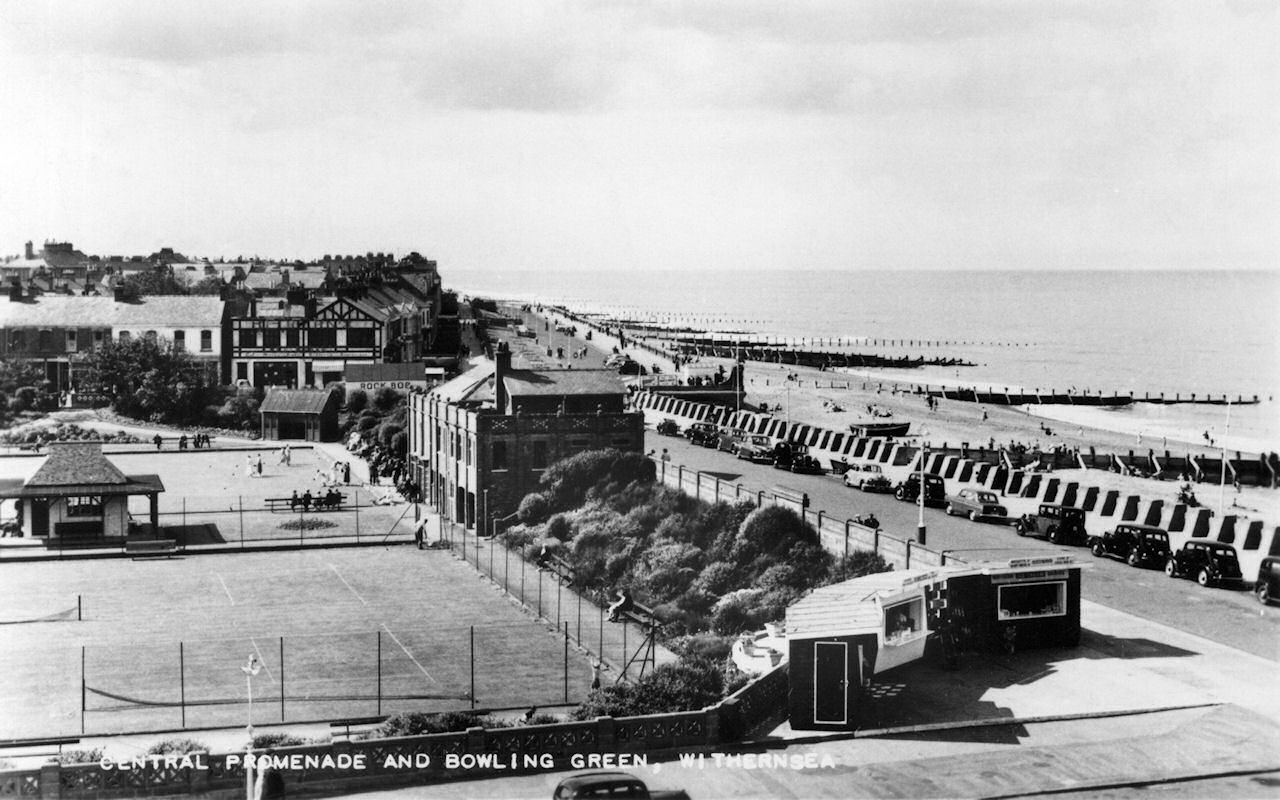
(0, 547), (593, 739)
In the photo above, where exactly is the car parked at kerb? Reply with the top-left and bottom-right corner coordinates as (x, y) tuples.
(1089, 523), (1170, 568)
(1165, 540), (1243, 588)
(1256, 556), (1280, 605)
(1014, 503), (1088, 545)
(684, 422), (719, 447)
(944, 488), (1008, 522)
(894, 472), (946, 507)
(842, 463), (893, 493)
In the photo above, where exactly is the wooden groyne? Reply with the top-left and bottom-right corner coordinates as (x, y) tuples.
(923, 387), (1263, 407)
(674, 343), (974, 371)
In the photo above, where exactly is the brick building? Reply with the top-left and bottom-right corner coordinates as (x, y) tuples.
(409, 343), (645, 531)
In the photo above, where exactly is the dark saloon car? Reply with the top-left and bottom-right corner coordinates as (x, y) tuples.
(1165, 540), (1243, 588)
(553, 772), (690, 800)
(1256, 557), (1280, 605)
(944, 488), (1008, 522)
(1089, 523), (1170, 567)
(894, 472), (946, 507)
(684, 422), (719, 448)
(655, 419), (680, 437)
(1014, 503), (1088, 545)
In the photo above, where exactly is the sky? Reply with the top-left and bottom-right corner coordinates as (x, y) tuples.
(0, 1), (1276, 272)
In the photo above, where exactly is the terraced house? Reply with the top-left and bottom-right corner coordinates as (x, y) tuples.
(0, 288), (228, 390)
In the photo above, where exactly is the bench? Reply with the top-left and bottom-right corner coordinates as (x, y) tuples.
(328, 716), (385, 741)
(266, 493), (347, 512)
(125, 539), (180, 558)
(541, 553), (576, 584)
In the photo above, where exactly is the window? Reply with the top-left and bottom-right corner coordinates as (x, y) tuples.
(38, 329), (52, 350)
(236, 363), (249, 380)
(492, 441), (508, 471)
(93, 331), (104, 350)
(66, 330), (78, 352)
(119, 331), (131, 342)
(66, 496), (103, 517)
(465, 438), (472, 465)
(347, 328), (375, 348)
(173, 331), (185, 351)
(200, 330), (212, 352)
(286, 328), (299, 348)
(144, 330), (158, 342)
(884, 598), (926, 645)
(262, 328), (281, 348)
(997, 582), (1066, 621)
(239, 329), (257, 348)
(310, 328), (336, 348)
(532, 441), (548, 470)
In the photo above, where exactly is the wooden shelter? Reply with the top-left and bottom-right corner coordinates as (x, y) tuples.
(0, 442), (163, 545)
(260, 388), (340, 441)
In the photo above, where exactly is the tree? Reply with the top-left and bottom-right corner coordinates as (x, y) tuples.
(81, 337), (219, 423)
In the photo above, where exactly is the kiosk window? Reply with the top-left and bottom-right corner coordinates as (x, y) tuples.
(66, 496), (103, 517)
(998, 581), (1066, 620)
(884, 597), (925, 645)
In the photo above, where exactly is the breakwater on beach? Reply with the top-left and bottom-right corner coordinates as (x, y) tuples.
(676, 343), (974, 370)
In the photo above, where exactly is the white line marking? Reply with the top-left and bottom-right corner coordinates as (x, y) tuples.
(381, 623), (436, 684)
(250, 638), (275, 683)
(216, 574), (235, 606)
(329, 564), (367, 605)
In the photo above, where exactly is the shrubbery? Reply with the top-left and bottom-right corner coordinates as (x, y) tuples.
(570, 658), (728, 720)
(146, 738), (208, 755)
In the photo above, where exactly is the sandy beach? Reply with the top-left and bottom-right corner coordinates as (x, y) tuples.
(521, 304), (1280, 526)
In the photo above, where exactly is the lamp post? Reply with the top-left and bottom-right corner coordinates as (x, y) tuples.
(241, 654), (262, 800)
(1217, 400), (1232, 518)
(917, 429), (929, 547)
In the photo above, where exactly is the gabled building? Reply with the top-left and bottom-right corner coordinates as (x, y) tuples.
(409, 342), (645, 530)
(0, 290), (228, 390)
(229, 294), (389, 388)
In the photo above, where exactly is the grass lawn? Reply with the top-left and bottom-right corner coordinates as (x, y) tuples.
(0, 547), (594, 740)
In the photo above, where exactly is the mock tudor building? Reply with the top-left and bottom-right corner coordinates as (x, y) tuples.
(409, 342), (645, 530)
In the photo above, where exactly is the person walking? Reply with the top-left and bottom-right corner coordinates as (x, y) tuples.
(153, 434), (163, 451)
(590, 660), (603, 691)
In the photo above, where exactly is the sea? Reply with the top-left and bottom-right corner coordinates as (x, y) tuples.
(448, 270), (1280, 453)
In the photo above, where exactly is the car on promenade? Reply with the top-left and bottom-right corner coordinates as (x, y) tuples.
(772, 442), (825, 474)
(554, 772), (690, 800)
(736, 434), (778, 463)
(842, 463), (893, 493)
(655, 419), (680, 437)
(1088, 523), (1170, 567)
(1256, 557), (1280, 605)
(894, 472), (946, 507)
(716, 428), (748, 454)
(1014, 503), (1088, 545)
(1165, 540), (1243, 588)
(684, 422), (719, 447)
(944, 488), (1008, 522)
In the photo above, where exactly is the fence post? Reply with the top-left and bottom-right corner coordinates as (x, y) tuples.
(563, 622), (570, 704)
(376, 630), (382, 716)
(238, 496), (244, 549)
(279, 636), (285, 722)
(906, 539), (912, 569)
(179, 642), (186, 729)
(354, 492), (360, 542)
(470, 626), (476, 710)
(80, 645), (86, 735)
(843, 520), (849, 562)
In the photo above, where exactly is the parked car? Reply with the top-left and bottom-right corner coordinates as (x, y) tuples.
(772, 442), (824, 474)
(944, 488), (1008, 522)
(894, 473), (946, 507)
(655, 419), (680, 437)
(736, 434), (777, 463)
(842, 463), (893, 493)
(684, 422), (719, 447)
(1165, 540), (1243, 587)
(553, 772), (690, 800)
(1256, 556), (1280, 605)
(1013, 503), (1088, 545)
(716, 428), (748, 454)
(1088, 523), (1170, 567)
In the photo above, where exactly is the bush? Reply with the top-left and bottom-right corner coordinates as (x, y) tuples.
(545, 513), (573, 542)
(571, 658), (724, 720)
(252, 732), (319, 749)
(57, 748), (104, 764)
(147, 738), (208, 755)
(372, 386), (402, 414)
(831, 550), (893, 583)
(372, 710), (483, 738)
(517, 493), (550, 525)
(669, 632), (736, 662)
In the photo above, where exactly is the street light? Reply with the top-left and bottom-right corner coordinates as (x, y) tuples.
(917, 428), (929, 547)
(241, 654), (262, 800)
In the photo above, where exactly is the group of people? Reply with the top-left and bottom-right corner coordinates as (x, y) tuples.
(153, 432), (213, 450)
(853, 513), (879, 529)
(288, 488), (344, 511)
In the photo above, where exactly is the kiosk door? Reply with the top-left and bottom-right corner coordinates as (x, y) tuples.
(813, 641), (847, 725)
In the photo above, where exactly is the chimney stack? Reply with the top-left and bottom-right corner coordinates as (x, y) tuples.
(24, 241), (34, 260)
(494, 341), (511, 412)
(8, 278), (22, 302)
